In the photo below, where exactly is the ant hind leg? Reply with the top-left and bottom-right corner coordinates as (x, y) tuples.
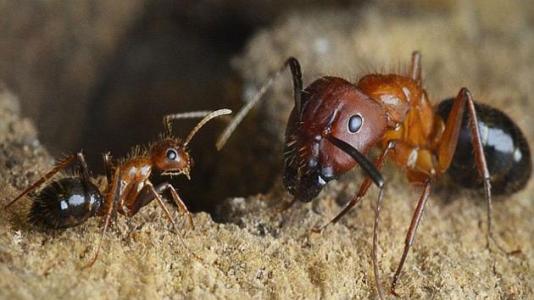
(436, 88), (511, 254)
(5, 152), (87, 209)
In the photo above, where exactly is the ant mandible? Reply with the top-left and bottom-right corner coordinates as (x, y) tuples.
(216, 52), (531, 298)
(5, 109), (231, 267)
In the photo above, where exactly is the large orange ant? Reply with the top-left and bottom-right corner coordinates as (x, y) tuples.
(217, 52), (531, 298)
(4, 109), (231, 267)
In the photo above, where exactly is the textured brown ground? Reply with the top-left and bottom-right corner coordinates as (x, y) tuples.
(1, 1), (533, 299)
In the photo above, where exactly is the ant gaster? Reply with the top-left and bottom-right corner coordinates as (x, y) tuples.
(5, 109), (231, 267)
(217, 52), (531, 298)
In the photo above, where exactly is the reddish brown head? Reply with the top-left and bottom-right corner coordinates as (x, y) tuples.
(283, 77), (387, 202)
(153, 108), (232, 179)
(150, 138), (192, 178)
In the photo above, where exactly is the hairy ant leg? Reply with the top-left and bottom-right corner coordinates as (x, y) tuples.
(5, 152), (89, 209)
(216, 57), (303, 150)
(390, 179), (432, 296)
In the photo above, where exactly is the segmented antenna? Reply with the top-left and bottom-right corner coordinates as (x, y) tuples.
(163, 111), (213, 136)
(184, 109), (232, 146)
(216, 57), (302, 150)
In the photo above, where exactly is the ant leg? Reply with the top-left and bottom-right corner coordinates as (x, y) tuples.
(84, 168), (121, 268)
(5, 152), (85, 209)
(144, 183), (205, 263)
(102, 152), (113, 185)
(390, 179), (432, 296)
(437, 88), (506, 253)
(75, 152), (95, 195)
(410, 51), (422, 84)
(216, 57), (303, 150)
(157, 183), (194, 230)
(141, 181), (181, 233)
(76, 152), (90, 180)
(312, 141), (394, 232)
(277, 196), (298, 213)
(373, 186), (386, 300)
(127, 182), (194, 230)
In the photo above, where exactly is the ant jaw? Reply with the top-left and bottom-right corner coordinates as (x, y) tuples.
(161, 169), (191, 180)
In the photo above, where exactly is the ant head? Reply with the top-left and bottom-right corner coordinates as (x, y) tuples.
(283, 77), (387, 202)
(153, 108), (232, 179)
(150, 138), (192, 179)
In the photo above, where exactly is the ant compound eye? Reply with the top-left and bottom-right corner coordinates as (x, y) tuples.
(348, 114), (363, 133)
(166, 149), (178, 161)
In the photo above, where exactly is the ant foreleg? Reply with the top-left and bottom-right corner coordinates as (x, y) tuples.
(155, 182), (194, 230)
(162, 184), (194, 230)
(216, 57), (303, 150)
(312, 141), (394, 233)
(145, 183), (204, 263)
(5, 152), (86, 209)
(390, 179), (432, 296)
(127, 182), (194, 230)
(144, 182), (181, 233)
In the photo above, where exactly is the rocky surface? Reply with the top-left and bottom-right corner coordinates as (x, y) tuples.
(1, 1), (533, 299)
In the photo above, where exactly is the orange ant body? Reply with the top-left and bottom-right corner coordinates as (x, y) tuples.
(5, 109), (231, 267)
(217, 52), (531, 297)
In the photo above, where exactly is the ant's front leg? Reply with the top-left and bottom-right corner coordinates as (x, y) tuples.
(129, 182), (194, 230)
(312, 140), (394, 233)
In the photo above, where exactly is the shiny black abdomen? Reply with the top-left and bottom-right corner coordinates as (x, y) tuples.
(29, 177), (103, 228)
(436, 99), (531, 194)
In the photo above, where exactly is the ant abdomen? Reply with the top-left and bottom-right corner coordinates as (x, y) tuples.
(437, 99), (532, 194)
(29, 178), (103, 228)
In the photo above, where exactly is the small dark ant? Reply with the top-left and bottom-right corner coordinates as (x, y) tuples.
(217, 52), (531, 298)
(5, 109), (231, 267)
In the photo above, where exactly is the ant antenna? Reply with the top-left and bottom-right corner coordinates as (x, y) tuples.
(216, 57), (303, 150)
(163, 111), (213, 136)
(184, 109), (232, 147)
